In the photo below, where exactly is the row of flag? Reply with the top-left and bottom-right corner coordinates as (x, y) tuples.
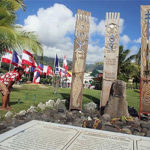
(1, 49), (34, 67)
(55, 54), (71, 78)
(1, 49), (71, 84)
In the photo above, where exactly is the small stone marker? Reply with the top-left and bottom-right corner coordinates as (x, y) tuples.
(0, 120), (150, 150)
(70, 9), (91, 110)
(100, 12), (120, 108)
(104, 80), (129, 119)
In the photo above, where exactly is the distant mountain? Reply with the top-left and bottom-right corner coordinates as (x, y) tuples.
(85, 64), (97, 72)
(35, 55), (72, 70)
(90, 65), (103, 77)
(35, 55), (102, 72)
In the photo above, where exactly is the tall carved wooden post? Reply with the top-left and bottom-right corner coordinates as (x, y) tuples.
(70, 9), (91, 110)
(140, 5), (150, 118)
(100, 12), (120, 108)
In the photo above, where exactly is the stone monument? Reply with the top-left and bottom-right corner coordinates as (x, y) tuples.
(70, 9), (91, 110)
(140, 5), (150, 117)
(104, 80), (129, 119)
(100, 12), (120, 109)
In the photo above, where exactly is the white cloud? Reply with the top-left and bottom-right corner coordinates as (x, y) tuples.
(129, 45), (139, 56)
(120, 35), (131, 47)
(97, 19), (106, 36)
(90, 18), (124, 36)
(23, 3), (125, 64)
(134, 37), (141, 43)
(119, 18), (124, 34)
(87, 44), (104, 64)
(24, 3), (75, 47)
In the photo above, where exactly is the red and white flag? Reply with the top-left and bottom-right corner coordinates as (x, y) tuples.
(33, 71), (40, 84)
(63, 55), (68, 71)
(22, 50), (35, 67)
(24, 66), (30, 74)
(47, 66), (53, 76)
(63, 56), (69, 77)
(43, 65), (53, 76)
(43, 65), (48, 74)
(1, 50), (12, 64)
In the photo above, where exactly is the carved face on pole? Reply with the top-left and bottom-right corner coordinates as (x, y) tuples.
(70, 9), (91, 110)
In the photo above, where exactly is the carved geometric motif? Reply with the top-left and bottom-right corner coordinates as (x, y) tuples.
(70, 9), (91, 110)
(100, 12), (120, 107)
(142, 82), (150, 105)
(140, 5), (150, 114)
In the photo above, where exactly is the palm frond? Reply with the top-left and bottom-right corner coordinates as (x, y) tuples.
(0, 26), (17, 45)
(0, 0), (25, 11)
(16, 31), (43, 55)
(0, 7), (15, 26)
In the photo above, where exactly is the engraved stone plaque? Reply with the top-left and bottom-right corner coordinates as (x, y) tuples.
(0, 121), (79, 150)
(70, 9), (91, 110)
(136, 139), (150, 150)
(0, 120), (150, 150)
(140, 5), (150, 114)
(101, 12), (120, 107)
(67, 131), (134, 150)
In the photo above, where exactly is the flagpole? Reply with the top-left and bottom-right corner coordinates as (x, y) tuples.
(52, 56), (55, 88)
(52, 55), (56, 92)
(0, 58), (1, 69)
(9, 63), (11, 71)
(53, 55), (56, 75)
(29, 71), (30, 81)
(9, 49), (13, 71)
(29, 66), (31, 81)
(60, 74), (62, 88)
(0, 50), (2, 69)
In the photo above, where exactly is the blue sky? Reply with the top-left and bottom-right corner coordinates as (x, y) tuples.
(16, 0), (150, 64)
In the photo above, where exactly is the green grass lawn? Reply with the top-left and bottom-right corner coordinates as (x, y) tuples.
(0, 84), (140, 118)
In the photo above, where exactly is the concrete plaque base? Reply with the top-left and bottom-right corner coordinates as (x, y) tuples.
(0, 120), (150, 150)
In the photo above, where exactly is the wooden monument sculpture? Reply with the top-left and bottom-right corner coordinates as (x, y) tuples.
(100, 12), (120, 108)
(140, 5), (150, 118)
(70, 9), (91, 110)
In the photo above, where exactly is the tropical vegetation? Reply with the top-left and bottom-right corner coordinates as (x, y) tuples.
(92, 45), (141, 88)
(117, 46), (141, 87)
(0, 0), (43, 55)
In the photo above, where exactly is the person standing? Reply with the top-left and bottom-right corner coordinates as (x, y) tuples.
(0, 67), (24, 110)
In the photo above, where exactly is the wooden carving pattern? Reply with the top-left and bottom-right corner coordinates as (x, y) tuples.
(101, 12), (120, 107)
(141, 6), (150, 112)
(70, 9), (91, 110)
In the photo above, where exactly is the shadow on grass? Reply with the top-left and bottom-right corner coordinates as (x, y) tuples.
(59, 93), (70, 100)
(83, 94), (100, 106)
(11, 88), (21, 92)
(60, 92), (100, 104)
(59, 93), (70, 109)
(0, 101), (24, 106)
(134, 89), (140, 93)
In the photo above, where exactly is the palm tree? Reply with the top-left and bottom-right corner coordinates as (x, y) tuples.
(117, 45), (135, 81)
(0, 0), (43, 55)
(134, 48), (141, 65)
(130, 48), (141, 88)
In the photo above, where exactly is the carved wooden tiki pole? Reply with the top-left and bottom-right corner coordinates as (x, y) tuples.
(140, 6), (150, 116)
(100, 12), (120, 108)
(70, 9), (91, 110)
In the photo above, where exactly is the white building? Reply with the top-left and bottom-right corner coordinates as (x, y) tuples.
(83, 72), (93, 84)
